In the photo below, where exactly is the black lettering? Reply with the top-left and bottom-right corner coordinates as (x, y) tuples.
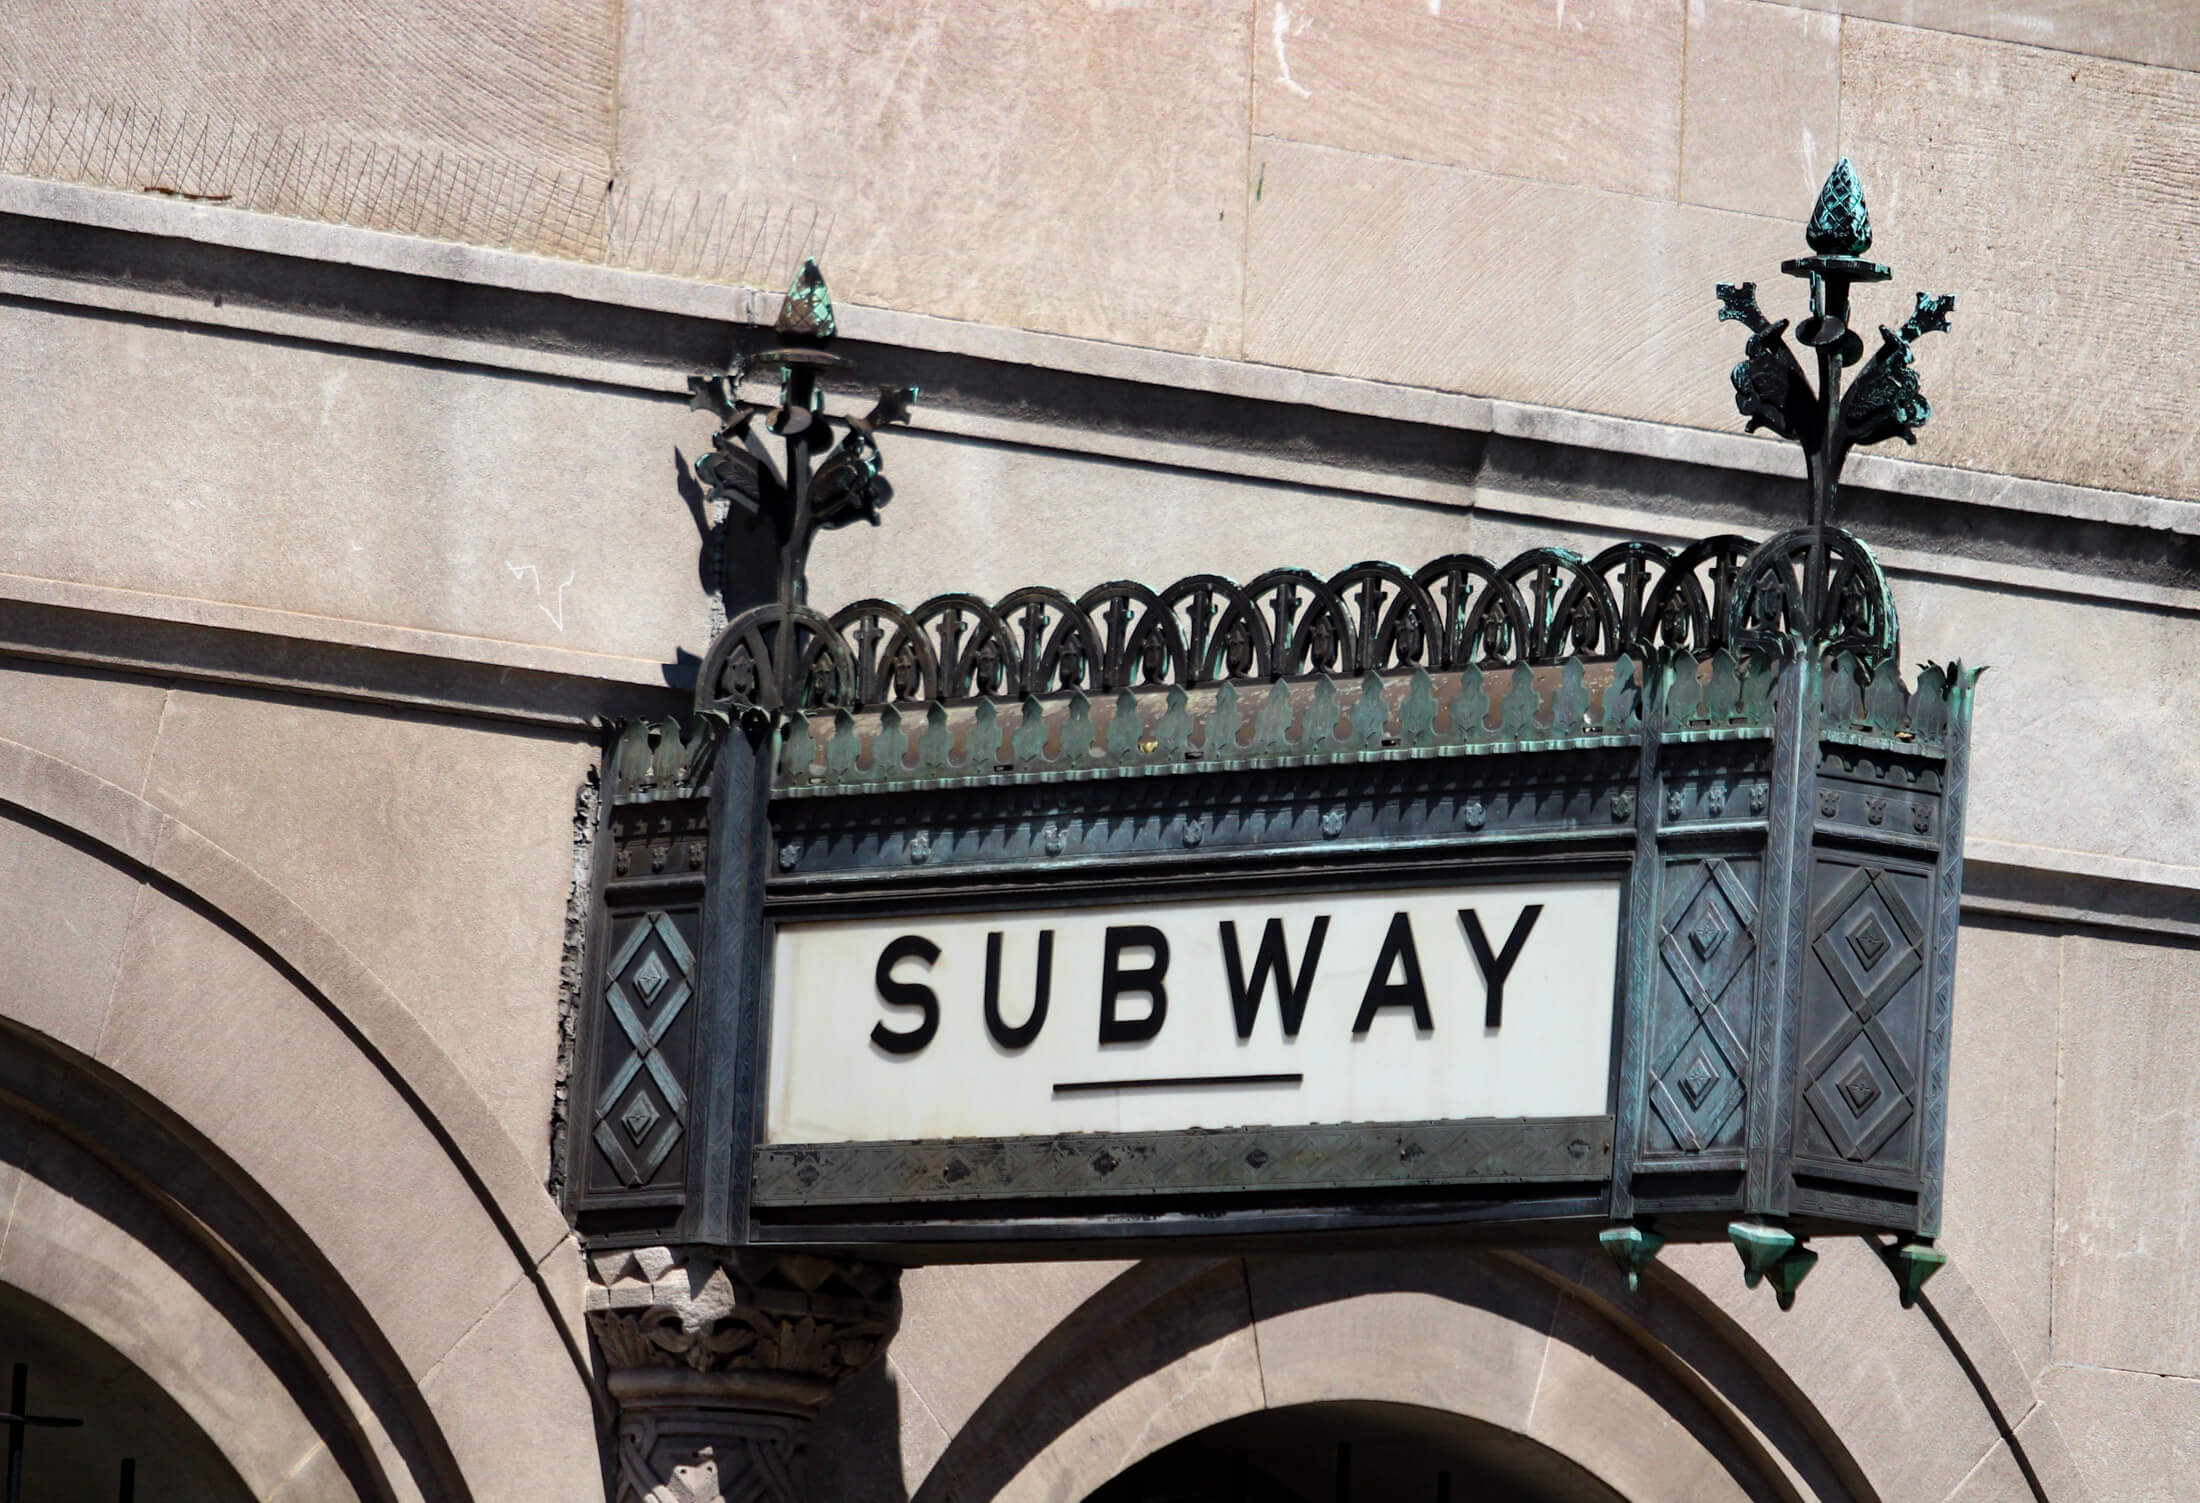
(870, 935), (941, 1055)
(1460, 905), (1543, 1027)
(1221, 916), (1330, 1040)
(1352, 912), (1433, 1034)
(984, 930), (1053, 1049)
(1099, 925), (1170, 1044)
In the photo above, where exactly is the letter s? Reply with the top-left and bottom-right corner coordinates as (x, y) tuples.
(872, 935), (941, 1055)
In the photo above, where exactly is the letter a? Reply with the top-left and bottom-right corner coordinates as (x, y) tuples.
(1352, 912), (1433, 1034)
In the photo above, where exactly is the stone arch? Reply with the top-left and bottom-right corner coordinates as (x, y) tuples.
(905, 1240), (2089, 1503)
(0, 736), (601, 1496)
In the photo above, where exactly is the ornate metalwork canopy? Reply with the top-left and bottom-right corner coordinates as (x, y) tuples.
(567, 166), (1976, 1319)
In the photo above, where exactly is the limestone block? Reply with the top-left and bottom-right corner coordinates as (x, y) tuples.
(1525, 1298), (1758, 1503)
(1252, 0), (1685, 198)
(2053, 934), (2200, 1377)
(890, 1261), (1133, 1440)
(1841, 19), (2200, 501)
(1245, 139), (1802, 431)
(1682, 0), (1842, 218)
(615, 0), (1253, 356)
(0, 810), (144, 1053)
(0, 660), (170, 794)
(974, 1261), (1265, 1503)
(417, 1273), (602, 1499)
(95, 889), (525, 1379)
(1897, 576), (2200, 879)
(1665, 1238), (2004, 1502)
(805, 428), (1479, 608)
(1785, 0), (2200, 74)
(1943, 1439), (2032, 1503)
(1941, 920), (2059, 1382)
(2039, 1363), (2198, 1503)
(0, 299), (713, 667)
(136, 688), (594, 1178)
(0, 1), (615, 225)
(1243, 1250), (1556, 1427)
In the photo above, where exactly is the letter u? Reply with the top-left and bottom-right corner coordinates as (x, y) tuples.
(984, 930), (1053, 1049)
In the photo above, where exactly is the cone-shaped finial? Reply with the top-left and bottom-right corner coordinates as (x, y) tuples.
(777, 259), (837, 341)
(1729, 1219), (1797, 1288)
(1806, 158), (1873, 256)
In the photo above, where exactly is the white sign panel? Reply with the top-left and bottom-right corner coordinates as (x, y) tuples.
(766, 879), (1620, 1144)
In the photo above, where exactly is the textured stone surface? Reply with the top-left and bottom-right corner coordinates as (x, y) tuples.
(976, 1261), (1264, 1503)
(616, 0), (1252, 356)
(1526, 1297), (1759, 1502)
(1244, 1251), (1556, 1428)
(1245, 138), (1802, 430)
(1898, 577), (2200, 880)
(0, 809), (144, 1053)
(1682, 0), (1843, 218)
(0, 0), (615, 255)
(1784, 0), (2200, 73)
(2054, 933), (2200, 1377)
(0, 298), (712, 666)
(1942, 920), (2060, 1381)
(806, 426), (1479, 608)
(0, 660), (170, 794)
(1842, 18), (2200, 501)
(1667, 1238), (2004, 1503)
(137, 688), (593, 1177)
(2040, 1363), (2199, 1503)
(95, 888), (524, 1379)
(1253, 0), (1685, 197)
(417, 1272), (602, 1498)
(891, 1261), (1132, 1440)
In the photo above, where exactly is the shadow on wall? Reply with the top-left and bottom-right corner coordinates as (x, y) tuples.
(809, 1359), (914, 1502)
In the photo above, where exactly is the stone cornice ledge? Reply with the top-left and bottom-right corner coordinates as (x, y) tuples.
(5, 173), (2197, 544)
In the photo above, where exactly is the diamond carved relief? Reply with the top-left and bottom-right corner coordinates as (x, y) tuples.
(1837, 1061), (1881, 1116)
(592, 911), (695, 1188)
(1803, 867), (1925, 1163)
(1651, 859), (1759, 1152)
(1690, 907), (1729, 961)
(621, 1090), (662, 1142)
(1679, 1051), (1721, 1110)
(1847, 912), (1891, 970)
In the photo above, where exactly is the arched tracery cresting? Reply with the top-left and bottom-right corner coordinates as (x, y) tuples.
(692, 531), (1901, 715)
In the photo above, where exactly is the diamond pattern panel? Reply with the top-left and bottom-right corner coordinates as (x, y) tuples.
(1801, 865), (1926, 1166)
(591, 910), (695, 1189)
(1648, 857), (1758, 1153)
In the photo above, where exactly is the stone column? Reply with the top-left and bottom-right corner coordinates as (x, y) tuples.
(585, 1246), (902, 1503)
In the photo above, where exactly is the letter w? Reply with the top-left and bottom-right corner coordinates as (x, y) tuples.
(1220, 917), (1330, 1039)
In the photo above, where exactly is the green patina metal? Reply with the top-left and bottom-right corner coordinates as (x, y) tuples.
(1716, 157), (1953, 659)
(1765, 1244), (1820, 1312)
(1890, 1241), (1949, 1309)
(1805, 156), (1873, 255)
(1728, 1218), (1798, 1288)
(1599, 1225), (1667, 1294)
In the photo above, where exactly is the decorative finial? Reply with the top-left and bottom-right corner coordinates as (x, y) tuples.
(1712, 159), (1955, 644)
(685, 261), (919, 715)
(776, 259), (837, 341)
(1806, 157), (1873, 256)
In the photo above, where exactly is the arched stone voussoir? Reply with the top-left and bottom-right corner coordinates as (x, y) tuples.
(1661, 1238), (2092, 1503)
(0, 737), (602, 1493)
(913, 1249), (1818, 1503)
(0, 734), (570, 1276)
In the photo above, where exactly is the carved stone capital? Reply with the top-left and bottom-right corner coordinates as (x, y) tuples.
(585, 1247), (901, 1503)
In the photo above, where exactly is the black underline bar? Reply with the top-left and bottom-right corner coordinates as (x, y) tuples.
(1052, 1073), (1305, 1095)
